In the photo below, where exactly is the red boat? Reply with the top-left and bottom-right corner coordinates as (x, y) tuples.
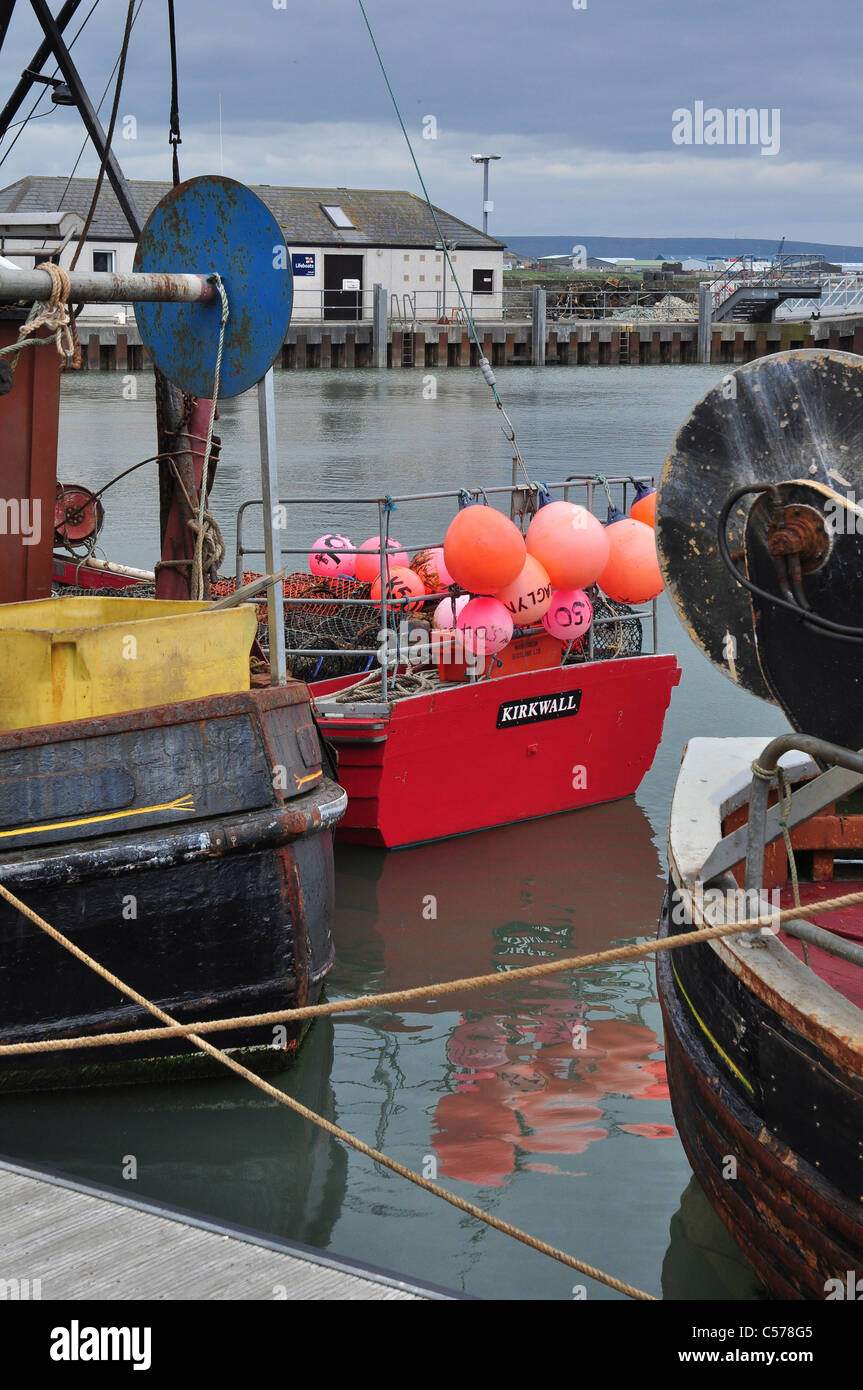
(313, 649), (679, 848)
(281, 477), (678, 848)
(55, 476), (681, 849)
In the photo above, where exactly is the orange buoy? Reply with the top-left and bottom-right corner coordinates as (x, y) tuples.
(526, 501), (610, 590)
(371, 566), (427, 613)
(629, 483), (657, 529)
(443, 505), (525, 594)
(598, 513), (663, 604)
(493, 554), (553, 625)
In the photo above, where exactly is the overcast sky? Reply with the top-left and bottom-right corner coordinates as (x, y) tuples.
(0, 0), (860, 242)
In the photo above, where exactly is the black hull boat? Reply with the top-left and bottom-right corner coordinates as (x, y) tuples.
(0, 685), (346, 1092)
(658, 741), (863, 1300)
(0, 156), (348, 1094)
(655, 350), (863, 1301)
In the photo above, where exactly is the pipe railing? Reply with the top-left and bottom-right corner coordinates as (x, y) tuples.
(233, 475), (661, 697)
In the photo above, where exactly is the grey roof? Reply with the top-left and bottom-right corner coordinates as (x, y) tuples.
(0, 176), (504, 250)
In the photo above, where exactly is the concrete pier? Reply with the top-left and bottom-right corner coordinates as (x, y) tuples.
(68, 313), (860, 372)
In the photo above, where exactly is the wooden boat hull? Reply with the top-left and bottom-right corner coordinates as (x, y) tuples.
(0, 686), (346, 1091)
(657, 886), (863, 1300)
(314, 653), (680, 848)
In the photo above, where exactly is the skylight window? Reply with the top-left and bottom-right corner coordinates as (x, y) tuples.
(321, 205), (355, 229)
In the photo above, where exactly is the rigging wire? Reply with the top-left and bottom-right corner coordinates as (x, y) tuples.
(355, 0), (533, 487)
(69, 0), (137, 270)
(0, 0), (103, 171)
(56, 0), (145, 213)
(167, 0), (181, 186)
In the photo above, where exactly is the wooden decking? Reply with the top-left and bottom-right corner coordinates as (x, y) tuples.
(0, 1159), (450, 1300)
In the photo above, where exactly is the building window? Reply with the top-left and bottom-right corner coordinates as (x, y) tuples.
(420, 254), (425, 262)
(403, 253), (410, 262)
(93, 250), (115, 272)
(320, 205), (355, 229)
(33, 253), (59, 267)
(403, 275), (409, 282)
(473, 268), (494, 295)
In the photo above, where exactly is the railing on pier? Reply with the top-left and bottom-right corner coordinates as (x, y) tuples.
(232, 476), (661, 699)
(287, 286), (503, 325)
(777, 273), (863, 320)
(708, 253), (826, 313)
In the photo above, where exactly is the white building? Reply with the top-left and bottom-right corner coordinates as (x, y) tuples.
(0, 177), (505, 325)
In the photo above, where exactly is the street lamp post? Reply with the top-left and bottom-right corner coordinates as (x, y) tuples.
(470, 153), (501, 235)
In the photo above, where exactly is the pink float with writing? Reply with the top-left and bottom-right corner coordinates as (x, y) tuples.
(541, 588), (593, 640)
(309, 533), (356, 577)
(456, 596), (514, 657)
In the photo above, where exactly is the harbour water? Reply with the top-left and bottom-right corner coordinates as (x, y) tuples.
(0, 366), (786, 1299)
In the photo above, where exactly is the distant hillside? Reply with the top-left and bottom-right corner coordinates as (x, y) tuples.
(502, 235), (863, 262)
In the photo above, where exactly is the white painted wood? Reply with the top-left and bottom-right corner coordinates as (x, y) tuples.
(667, 738), (863, 1061)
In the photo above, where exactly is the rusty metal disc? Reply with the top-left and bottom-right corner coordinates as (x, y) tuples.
(656, 349), (863, 703)
(54, 483), (104, 546)
(134, 175), (293, 398)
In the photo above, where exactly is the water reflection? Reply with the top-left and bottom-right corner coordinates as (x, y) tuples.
(332, 800), (676, 1190)
(0, 1016), (348, 1251)
(0, 796), (763, 1297)
(663, 1176), (768, 1301)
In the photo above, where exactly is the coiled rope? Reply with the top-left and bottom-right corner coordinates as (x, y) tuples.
(191, 274), (229, 599)
(0, 263), (81, 369)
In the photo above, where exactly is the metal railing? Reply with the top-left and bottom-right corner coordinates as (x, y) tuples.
(233, 475), (661, 699)
(709, 253), (826, 313)
(287, 286), (502, 324)
(777, 273), (863, 320)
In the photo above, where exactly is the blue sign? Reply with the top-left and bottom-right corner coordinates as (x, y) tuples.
(292, 253), (316, 277)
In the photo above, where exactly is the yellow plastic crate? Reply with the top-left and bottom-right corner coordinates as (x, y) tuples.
(0, 597), (256, 732)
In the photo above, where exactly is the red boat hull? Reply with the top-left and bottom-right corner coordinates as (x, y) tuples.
(314, 654), (680, 848)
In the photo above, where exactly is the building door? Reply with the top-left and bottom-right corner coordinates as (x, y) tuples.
(323, 254), (364, 321)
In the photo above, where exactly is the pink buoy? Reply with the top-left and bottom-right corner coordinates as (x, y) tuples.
(541, 588), (593, 640)
(526, 501), (610, 590)
(456, 596), (514, 657)
(433, 593), (469, 630)
(493, 554), (553, 625)
(309, 533), (356, 577)
(354, 536), (410, 584)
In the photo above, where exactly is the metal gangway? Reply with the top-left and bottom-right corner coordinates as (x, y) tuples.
(776, 274), (863, 320)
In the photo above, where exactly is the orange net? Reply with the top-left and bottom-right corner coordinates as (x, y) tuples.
(210, 571), (380, 681)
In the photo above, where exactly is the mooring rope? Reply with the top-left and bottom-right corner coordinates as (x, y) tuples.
(191, 274), (229, 599)
(2, 877), (861, 1296)
(0, 263), (81, 369)
(0, 878), (652, 1301)
(4, 883), (862, 1055)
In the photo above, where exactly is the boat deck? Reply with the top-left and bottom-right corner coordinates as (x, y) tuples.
(779, 881), (863, 1011)
(0, 1159), (451, 1300)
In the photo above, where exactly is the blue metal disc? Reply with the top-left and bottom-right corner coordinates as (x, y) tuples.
(134, 176), (293, 398)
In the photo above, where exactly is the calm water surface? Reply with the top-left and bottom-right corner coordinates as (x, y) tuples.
(0, 366), (784, 1299)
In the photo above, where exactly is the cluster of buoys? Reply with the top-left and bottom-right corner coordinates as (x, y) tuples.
(306, 485), (662, 662)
